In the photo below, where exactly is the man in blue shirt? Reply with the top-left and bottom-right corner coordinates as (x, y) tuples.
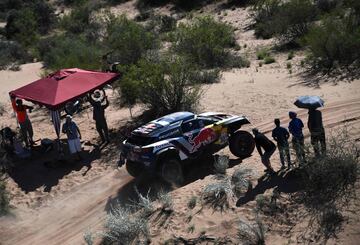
(62, 115), (82, 160)
(272, 118), (291, 169)
(288, 111), (305, 164)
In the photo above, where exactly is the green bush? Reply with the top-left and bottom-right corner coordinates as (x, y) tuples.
(4, 1), (56, 45)
(256, 48), (269, 60)
(105, 15), (159, 66)
(5, 8), (38, 46)
(117, 56), (202, 116)
(60, 4), (93, 34)
(173, 16), (241, 68)
(304, 16), (360, 71)
(253, 0), (318, 43)
(0, 39), (30, 70)
(40, 35), (102, 70)
(264, 56), (275, 64)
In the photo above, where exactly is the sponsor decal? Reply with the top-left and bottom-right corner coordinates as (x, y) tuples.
(159, 129), (180, 139)
(189, 127), (217, 152)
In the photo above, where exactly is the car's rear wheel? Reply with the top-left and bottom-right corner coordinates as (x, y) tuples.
(229, 130), (255, 159)
(160, 157), (184, 187)
(126, 160), (143, 177)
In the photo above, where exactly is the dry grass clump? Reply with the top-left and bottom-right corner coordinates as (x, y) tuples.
(213, 154), (229, 176)
(231, 168), (253, 197)
(102, 205), (149, 245)
(201, 179), (234, 212)
(133, 188), (154, 218)
(237, 216), (266, 245)
(187, 195), (197, 210)
(157, 190), (173, 211)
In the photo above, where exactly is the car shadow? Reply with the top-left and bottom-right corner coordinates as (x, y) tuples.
(236, 168), (304, 207)
(104, 154), (244, 213)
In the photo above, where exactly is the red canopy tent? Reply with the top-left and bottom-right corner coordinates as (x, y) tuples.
(9, 68), (120, 109)
(9, 68), (120, 143)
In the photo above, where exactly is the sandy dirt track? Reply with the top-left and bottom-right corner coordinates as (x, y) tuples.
(1, 98), (359, 245)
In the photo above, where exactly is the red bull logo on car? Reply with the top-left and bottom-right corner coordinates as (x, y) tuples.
(189, 127), (217, 152)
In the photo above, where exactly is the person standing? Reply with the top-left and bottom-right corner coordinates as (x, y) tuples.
(13, 99), (34, 147)
(308, 108), (326, 157)
(272, 118), (291, 169)
(288, 111), (305, 164)
(252, 128), (276, 173)
(62, 115), (82, 160)
(88, 90), (110, 144)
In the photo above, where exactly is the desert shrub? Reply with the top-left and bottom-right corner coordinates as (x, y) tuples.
(202, 179), (233, 212)
(83, 230), (94, 245)
(295, 131), (359, 238)
(173, 16), (243, 68)
(315, 0), (341, 12)
(0, 39), (30, 70)
(231, 168), (252, 197)
(4, 0), (56, 45)
(263, 56), (275, 64)
(40, 35), (102, 70)
(146, 14), (176, 33)
(287, 51), (294, 60)
(299, 133), (359, 209)
(0, 179), (9, 216)
(318, 204), (344, 239)
(256, 48), (275, 64)
(105, 15), (159, 66)
(252, 0), (281, 39)
(253, 0), (318, 43)
(192, 69), (222, 84)
(132, 188), (154, 218)
(60, 4), (94, 34)
(157, 190), (173, 210)
(256, 48), (269, 60)
(213, 155), (229, 175)
(0, 154), (10, 216)
(103, 205), (149, 244)
(5, 8), (38, 46)
(187, 196), (197, 209)
(117, 56), (202, 116)
(304, 16), (360, 71)
(237, 216), (266, 245)
(286, 62), (292, 69)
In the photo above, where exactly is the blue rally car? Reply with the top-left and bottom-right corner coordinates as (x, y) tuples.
(119, 111), (255, 185)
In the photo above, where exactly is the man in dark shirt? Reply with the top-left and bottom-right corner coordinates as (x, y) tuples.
(308, 108), (326, 157)
(88, 90), (110, 144)
(272, 118), (291, 168)
(252, 128), (276, 173)
(288, 111), (305, 164)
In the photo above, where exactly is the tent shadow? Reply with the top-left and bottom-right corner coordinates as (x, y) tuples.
(8, 139), (102, 193)
(236, 167), (304, 207)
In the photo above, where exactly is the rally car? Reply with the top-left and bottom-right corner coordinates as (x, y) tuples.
(119, 111), (255, 185)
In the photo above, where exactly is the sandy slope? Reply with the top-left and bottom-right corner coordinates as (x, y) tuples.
(1, 2), (360, 245)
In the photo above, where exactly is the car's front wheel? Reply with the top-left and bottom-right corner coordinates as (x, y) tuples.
(229, 130), (255, 159)
(160, 157), (184, 187)
(126, 160), (144, 177)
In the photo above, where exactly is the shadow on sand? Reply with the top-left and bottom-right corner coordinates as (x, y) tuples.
(104, 154), (243, 212)
(236, 167), (304, 207)
(8, 139), (102, 193)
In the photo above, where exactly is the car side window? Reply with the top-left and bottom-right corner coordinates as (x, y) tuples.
(181, 119), (202, 133)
